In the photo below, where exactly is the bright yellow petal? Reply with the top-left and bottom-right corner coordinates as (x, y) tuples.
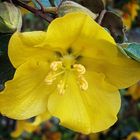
(11, 111), (51, 137)
(80, 53), (140, 89)
(49, 13), (140, 89)
(0, 59), (53, 119)
(8, 31), (50, 68)
(45, 12), (115, 54)
(11, 120), (36, 137)
(73, 29), (140, 89)
(48, 71), (120, 134)
(103, 57), (140, 89)
(45, 12), (140, 88)
(33, 111), (51, 126)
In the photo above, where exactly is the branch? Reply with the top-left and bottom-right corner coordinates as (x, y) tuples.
(97, 9), (107, 25)
(48, 0), (55, 7)
(35, 0), (45, 12)
(58, 0), (66, 8)
(12, 0), (54, 22)
(44, 7), (57, 14)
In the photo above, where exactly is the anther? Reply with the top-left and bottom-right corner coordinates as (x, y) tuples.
(44, 72), (56, 85)
(78, 75), (88, 91)
(44, 71), (64, 85)
(73, 64), (86, 75)
(50, 61), (62, 71)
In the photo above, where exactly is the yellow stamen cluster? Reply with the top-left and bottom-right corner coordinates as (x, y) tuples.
(44, 61), (64, 85)
(73, 64), (88, 91)
(45, 57), (88, 95)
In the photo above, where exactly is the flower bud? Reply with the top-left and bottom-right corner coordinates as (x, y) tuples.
(0, 2), (22, 33)
(58, 1), (98, 20)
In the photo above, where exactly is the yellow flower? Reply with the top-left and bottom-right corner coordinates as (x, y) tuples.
(127, 132), (140, 140)
(127, 82), (140, 100)
(122, 0), (139, 29)
(123, 13), (132, 29)
(11, 112), (50, 137)
(0, 12), (140, 134)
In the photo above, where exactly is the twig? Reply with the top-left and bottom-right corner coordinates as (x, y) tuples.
(35, 0), (45, 13)
(44, 7), (57, 14)
(58, 0), (66, 8)
(97, 9), (107, 25)
(49, 0), (55, 7)
(12, 0), (54, 22)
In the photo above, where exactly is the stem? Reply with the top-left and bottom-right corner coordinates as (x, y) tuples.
(49, 0), (55, 7)
(12, 0), (54, 22)
(35, 0), (45, 12)
(44, 7), (57, 14)
(97, 9), (107, 25)
(58, 0), (65, 8)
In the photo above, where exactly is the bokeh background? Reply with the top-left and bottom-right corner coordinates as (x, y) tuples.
(0, 0), (140, 140)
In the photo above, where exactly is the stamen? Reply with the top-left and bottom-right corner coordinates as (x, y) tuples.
(73, 64), (86, 75)
(50, 61), (63, 71)
(73, 64), (88, 91)
(78, 75), (88, 91)
(45, 71), (64, 85)
(45, 59), (88, 93)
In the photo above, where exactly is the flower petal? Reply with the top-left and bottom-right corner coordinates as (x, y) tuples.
(0, 59), (53, 119)
(11, 120), (36, 137)
(8, 31), (51, 68)
(47, 13), (140, 89)
(33, 111), (51, 126)
(48, 71), (120, 134)
(11, 111), (51, 137)
(45, 12), (115, 54)
(73, 30), (140, 89)
(79, 49), (140, 89)
(102, 57), (140, 89)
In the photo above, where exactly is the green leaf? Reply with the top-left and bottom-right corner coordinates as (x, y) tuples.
(123, 43), (140, 62)
(117, 43), (130, 58)
(100, 11), (125, 43)
(117, 43), (140, 62)
(79, 0), (105, 13)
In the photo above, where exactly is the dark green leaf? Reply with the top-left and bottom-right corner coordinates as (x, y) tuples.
(79, 0), (105, 13)
(123, 43), (140, 62)
(99, 11), (125, 43)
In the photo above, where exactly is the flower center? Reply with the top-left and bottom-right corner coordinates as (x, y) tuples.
(44, 55), (88, 95)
